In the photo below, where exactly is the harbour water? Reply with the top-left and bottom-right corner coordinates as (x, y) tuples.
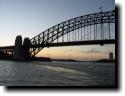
(0, 61), (115, 86)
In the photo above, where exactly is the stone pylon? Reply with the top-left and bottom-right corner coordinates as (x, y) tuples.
(23, 37), (31, 60)
(13, 35), (23, 60)
(13, 35), (31, 61)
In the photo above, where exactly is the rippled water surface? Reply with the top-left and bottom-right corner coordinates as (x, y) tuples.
(0, 61), (115, 86)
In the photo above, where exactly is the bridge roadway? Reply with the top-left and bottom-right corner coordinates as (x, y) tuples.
(31, 39), (115, 48)
(0, 46), (14, 49)
(0, 39), (115, 50)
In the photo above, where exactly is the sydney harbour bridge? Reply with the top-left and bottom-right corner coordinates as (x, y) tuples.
(0, 10), (115, 60)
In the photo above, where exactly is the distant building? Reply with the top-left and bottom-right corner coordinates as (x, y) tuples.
(109, 52), (113, 61)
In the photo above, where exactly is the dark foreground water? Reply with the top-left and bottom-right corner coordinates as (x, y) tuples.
(0, 61), (115, 86)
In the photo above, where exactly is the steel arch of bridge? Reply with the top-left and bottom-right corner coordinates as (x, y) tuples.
(30, 10), (115, 56)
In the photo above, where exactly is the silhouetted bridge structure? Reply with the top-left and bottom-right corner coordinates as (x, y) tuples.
(0, 10), (115, 60)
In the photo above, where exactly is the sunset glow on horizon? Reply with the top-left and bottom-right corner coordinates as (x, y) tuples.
(36, 45), (115, 61)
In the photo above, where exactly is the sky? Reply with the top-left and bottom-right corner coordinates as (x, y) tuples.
(0, 0), (115, 60)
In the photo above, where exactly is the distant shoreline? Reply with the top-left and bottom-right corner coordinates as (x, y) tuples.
(0, 57), (115, 63)
(52, 59), (115, 63)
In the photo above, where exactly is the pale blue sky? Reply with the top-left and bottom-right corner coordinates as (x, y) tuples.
(0, 0), (115, 60)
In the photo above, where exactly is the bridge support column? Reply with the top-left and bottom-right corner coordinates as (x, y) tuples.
(23, 37), (31, 60)
(13, 35), (23, 60)
(13, 36), (31, 61)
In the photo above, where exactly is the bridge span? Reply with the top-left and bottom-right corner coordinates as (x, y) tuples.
(0, 10), (115, 60)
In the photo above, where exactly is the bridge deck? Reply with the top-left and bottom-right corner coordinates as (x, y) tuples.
(0, 39), (115, 50)
(31, 39), (115, 48)
(0, 46), (14, 49)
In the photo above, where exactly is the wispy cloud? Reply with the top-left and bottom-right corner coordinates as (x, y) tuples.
(80, 48), (108, 54)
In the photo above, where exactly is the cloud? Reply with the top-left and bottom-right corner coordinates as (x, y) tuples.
(70, 49), (72, 52)
(89, 49), (100, 53)
(64, 49), (72, 52)
(80, 48), (108, 54)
